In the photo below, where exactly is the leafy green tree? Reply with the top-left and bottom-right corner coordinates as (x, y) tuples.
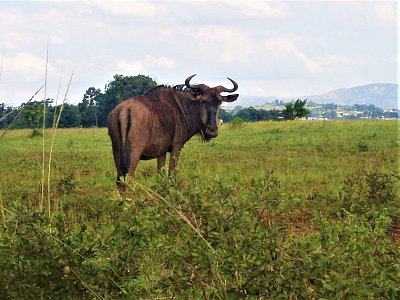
(283, 99), (310, 120)
(97, 74), (157, 126)
(294, 99), (310, 119)
(218, 108), (232, 122)
(79, 87), (102, 127)
(235, 107), (283, 122)
(0, 103), (5, 116)
(235, 107), (253, 121)
(283, 102), (295, 120)
(229, 116), (245, 128)
(0, 103), (15, 128)
(56, 104), (81, 128)
(18, 101), (45, 128)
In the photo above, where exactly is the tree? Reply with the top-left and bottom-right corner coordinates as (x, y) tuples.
(96, 74), (157, 126)
(56, 104), (81, 128)
(283, 102), (295, 120)
(79, 87), (102, 127)
(0, 103), (5, 116)
(18, 101), (45, 128)
(283, 99), (310, 120)
(235, 107), (283, 122)
(0, 103), (15, 128)
(219, 108), (232, 122)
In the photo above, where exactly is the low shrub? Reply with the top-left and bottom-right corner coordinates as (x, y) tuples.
(1, 170), (399, 299)
(340, 169), (400, 221)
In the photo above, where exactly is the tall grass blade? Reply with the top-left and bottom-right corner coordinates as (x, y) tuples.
(40, 36), (50, 213)
(48, 73), (73, 220)
(70, 269), (105, 300)
(0, 110), (13, 123)
(52, 72), (62, 129)
(0, 192), (4, 222)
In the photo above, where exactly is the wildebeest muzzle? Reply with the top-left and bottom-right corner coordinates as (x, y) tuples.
(205, 127), (218, 139)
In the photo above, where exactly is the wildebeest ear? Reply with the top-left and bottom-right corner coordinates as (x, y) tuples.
(223, 94), (239, 102)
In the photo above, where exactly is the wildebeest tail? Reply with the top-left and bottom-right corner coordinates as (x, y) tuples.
(118, 108), (131, 176)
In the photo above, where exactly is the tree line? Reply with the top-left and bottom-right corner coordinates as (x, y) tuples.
(0, 74), (310, 129)
(220, 99), (310, 122)
(0, 74), (157, 129)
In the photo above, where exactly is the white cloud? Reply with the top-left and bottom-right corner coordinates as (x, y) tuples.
(49, 35), (66, 45)
(226, 1), (290, 18)
(6, 32), (34, 44)
(264, 39), (320, 73)
(116, 59), (144, 74)
(116, 56), (176, 74)
(321, 54), (352, 65)
(0, 41), (16, 50)
(193, 27), (254, 64)
(333, 31), (350, 39)
(4, 32), (64, 47)
(0, 8), (23, 25)
(3, 52), (56, 80)
(375, 2), (397, 27)
(93, 1), (156, 17)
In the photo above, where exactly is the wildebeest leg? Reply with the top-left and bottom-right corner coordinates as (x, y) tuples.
(168, 147), (182, 175)
(117, 150), (140, 193)
(116, 157), (129, 192)
(110, 138), (126, 191)
(157, 154), (166, 173)
(126, 150), (142, 184)
(116, 177), (126, 192)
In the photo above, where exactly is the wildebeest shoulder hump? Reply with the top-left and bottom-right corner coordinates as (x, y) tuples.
(141, 85), (176, 101)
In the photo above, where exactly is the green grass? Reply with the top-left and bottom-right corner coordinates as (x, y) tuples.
(0, 120), (399, 299)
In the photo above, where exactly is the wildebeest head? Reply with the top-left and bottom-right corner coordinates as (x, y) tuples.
(185, 74), (239, 140)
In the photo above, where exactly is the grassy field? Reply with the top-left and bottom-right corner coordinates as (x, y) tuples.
(0, 120), (399, 299)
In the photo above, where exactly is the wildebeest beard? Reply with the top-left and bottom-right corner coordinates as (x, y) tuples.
(198, 129), (211, 142)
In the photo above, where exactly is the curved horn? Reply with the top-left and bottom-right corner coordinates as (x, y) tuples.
(216, 77), (238, 93)
(185, 74), (207, 91)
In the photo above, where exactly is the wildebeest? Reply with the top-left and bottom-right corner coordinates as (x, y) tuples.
(107, 74), (239, 188)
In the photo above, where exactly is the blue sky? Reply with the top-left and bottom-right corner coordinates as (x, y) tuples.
(0, 1), (397, 106)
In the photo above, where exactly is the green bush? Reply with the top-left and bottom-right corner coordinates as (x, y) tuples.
(29, 128), (42, 138)
(229, 117), (245, 128)
(277, 213), (399, 299)
(340, 169), (400, 220)
(1, 170), (399, 299)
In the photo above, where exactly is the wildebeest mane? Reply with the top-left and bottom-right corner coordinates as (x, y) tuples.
(141, 85), (168, 101)
(141, 85), (202, 102)
(173, 84), (203, 96)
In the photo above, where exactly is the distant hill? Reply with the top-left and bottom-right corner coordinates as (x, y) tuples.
(234, 83), (398, 109)
(307, 83), (398, 108)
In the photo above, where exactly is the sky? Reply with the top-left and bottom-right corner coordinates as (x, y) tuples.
(0, 1), (397, 107)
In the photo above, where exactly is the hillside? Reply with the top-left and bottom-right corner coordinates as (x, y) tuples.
(236, 83), (398, 109)
(307, 83), (398, 108)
